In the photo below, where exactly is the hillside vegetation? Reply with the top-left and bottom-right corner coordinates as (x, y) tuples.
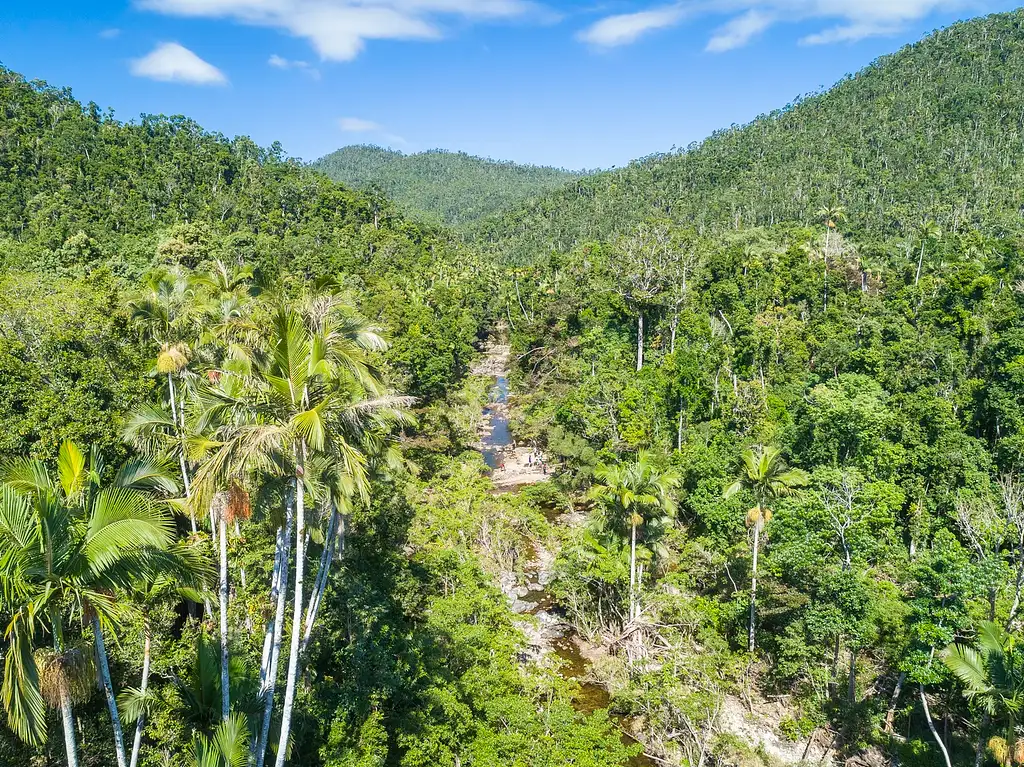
(313, 144), (583, 227)
(0, 65), (632, 767)
(6, 9), (1024, 767)
(477, 11), (1024, 261)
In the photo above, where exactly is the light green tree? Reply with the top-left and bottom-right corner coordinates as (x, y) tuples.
(588, 451), (680, 623)
(724, 445), (809, 652)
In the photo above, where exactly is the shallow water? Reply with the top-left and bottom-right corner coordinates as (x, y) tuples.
(478, 371), (656, 767)
(481, 376), (511, 469)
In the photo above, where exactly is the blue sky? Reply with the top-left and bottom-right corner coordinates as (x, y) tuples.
(0, 1), (1016, 169)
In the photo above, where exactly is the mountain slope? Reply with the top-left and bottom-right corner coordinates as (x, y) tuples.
(313, 145), (584, 227)
(477, 10), (1024, 261)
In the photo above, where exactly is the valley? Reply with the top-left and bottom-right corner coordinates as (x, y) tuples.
(3, 7), (1024, 767)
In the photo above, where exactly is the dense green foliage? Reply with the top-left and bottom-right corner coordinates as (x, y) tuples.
(8, 7), (1024, 767)
(0, 66), (629, 767)
(313, 145), (583, 228)
(477, 11), (1024, 262)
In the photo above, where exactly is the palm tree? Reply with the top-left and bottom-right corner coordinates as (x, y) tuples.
(0, 441), (179, 767)
(193, 294), (409, 767)
(588, 452), (680, 623)
(815, 205), (846, 312)
(192, 712), (250, 767)
(724, 445), (808, 652)
(118, 544), (211, 767)
(130, 268), (199, 532)
(944, 622), (1024, 766)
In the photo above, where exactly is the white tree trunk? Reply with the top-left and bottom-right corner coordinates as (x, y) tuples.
(60, 693), (80, 767)
(128, 630), (151, 767)
(629, 522), (638, 622)
(54, 624), (80, 767)
(92, 616), (128, 767)
(919, 684), (953, 767)
(167, 373), (197, 534)
(636, 314), (644, 372)
(219, 510), (230, 723)
(255, 502), (293, 767)
(749, 522), (760, 653)
(302, 506), (340, 656)
(257, 526), (285, 693)
(275, 456), (308, 767)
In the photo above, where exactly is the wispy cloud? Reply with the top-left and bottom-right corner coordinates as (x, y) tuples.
(99, 28), (121, 39)
(577, 5), (686, 47)
(339, 117), (382, 132)
(130, 42), (228, 85)
(268, 53), (320, 78)
(338, 116), (407, 145)
(579, 0), (978, 53)
(137, 0), (546, 61)
(706, 9), (773, 52)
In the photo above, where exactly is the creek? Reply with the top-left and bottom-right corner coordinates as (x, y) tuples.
(478, 363), (657, 767)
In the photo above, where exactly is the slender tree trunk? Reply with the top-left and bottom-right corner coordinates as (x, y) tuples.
(749, 522), (760, 653)
(167, 373), (197, 534)
(302, 505), (340, 656)
(919, 684), (953, 767)
(219, 508), (230, 723)
(636, 314), (645, 372)
(884, 672), (905, 733)
(60, 691), (80, 767)
(128, 630), (151, 767)
(255, 502), (293, 767)
(847, 649), (857, 704)
(629, 521), (638, 623)
(92, 616), (128, 767)
(974, 712), (989, 767)
(54, 619), (80, 767)
(257, 526), (285, 693)
(677, 396), (684, 451)
(275, 452), (308, 767)
(915, 242), (925, 287)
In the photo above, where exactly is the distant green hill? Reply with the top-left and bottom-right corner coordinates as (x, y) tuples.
(476, 10), (1024, 261)
(312, 145), (585, 228)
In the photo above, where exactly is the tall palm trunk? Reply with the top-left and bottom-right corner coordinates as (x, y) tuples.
(219, 507), (230, 723)
(919, 684), (953, 767)
(629, 521), (638, 623)
(749, 520), (761, 653)
(93, 616), (128, 767)
(53, 617), (80, 767)
(302, 504), (340, 656)
(636, 314), (644, 372)
(275, 452), (308, 767)
(129, 629), (151, 767)
(884, 671), (906, 733)
(255, 503), (293, 767)
(167, 373), (196, 534)
(257, 526), (286, 694)
(915, 242), (926, 287)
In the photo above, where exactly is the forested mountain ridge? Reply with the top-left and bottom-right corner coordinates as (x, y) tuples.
(477, 9), (1024, 261)
(313, 144), (584, 227)
(0, 66), (639, 767)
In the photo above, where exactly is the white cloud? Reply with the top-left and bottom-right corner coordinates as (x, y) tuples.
(800, 21), (900, 45)
(99, 28), (121, 39)
(339, 117), (382, 132)
(136, 0), (544, 61)
(338, 117), (407, 145)
(130, 42), (228, 85)
(577, 6), (686, 47)
(706, 10), (773, 52)
(268, 53), (320, 78)
(580, 0), (977, 52)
